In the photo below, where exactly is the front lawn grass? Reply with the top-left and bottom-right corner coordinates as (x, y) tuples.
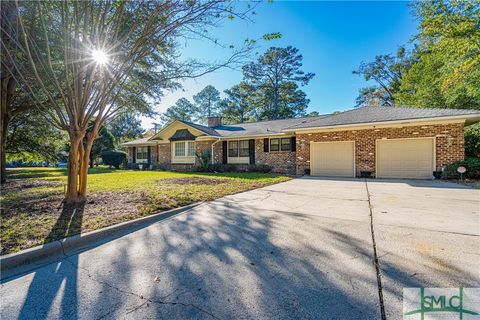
(1, 167), (290, 255)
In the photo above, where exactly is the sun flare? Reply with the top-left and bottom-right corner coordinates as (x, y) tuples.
(91, 49), (108, 65)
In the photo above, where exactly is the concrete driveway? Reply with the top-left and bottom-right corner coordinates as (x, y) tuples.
(1, 178), (479, 319)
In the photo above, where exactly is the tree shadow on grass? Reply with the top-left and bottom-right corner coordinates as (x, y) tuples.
(17, 202), (84, 320)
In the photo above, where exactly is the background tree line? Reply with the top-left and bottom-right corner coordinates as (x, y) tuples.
(161, 45), (316, 125)
(352, 0), (479, 157)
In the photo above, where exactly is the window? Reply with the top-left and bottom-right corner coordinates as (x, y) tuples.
(187, 141), (195, 157)
(174, 141), (195, 157)
(239, 140), (249, 157)
(269, 138), (292, 152)
(228, 140), (250, 157)
(270, 139), (279, 151)
(136, 147), (148, 160)
(281, 138), (291, 151)
(174, 142), (185, 157)
(228, 141), (238, 157)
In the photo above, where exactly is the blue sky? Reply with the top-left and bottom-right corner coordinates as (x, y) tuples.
(142, 1), (418, 128)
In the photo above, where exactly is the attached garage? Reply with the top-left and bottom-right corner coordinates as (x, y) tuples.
(310, 141), (355, 177)
(376, 138), (434, 179)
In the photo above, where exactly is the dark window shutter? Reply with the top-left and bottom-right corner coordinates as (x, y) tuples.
(263, 138), (269, 152)
(291, 137), (296, 152)
(132, 147), (136, 163)
(147, 146), (151, 164)
(222, 141), (228, 164)
(249, 139), (255, 165)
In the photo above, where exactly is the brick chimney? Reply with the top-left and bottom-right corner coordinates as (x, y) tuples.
(207, 116), (222, 128)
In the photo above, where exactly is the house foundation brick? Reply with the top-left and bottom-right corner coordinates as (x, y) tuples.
(295, 123), (465, 176)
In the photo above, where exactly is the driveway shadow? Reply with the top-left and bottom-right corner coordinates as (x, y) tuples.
(17, 203), (84, 320)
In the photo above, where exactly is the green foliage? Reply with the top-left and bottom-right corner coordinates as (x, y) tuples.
(160, 98), (196, 124)
(195, 150), (211, 171)
(6, 111), (67, 162)
(465, 123), (480, 158)
(443, 157), (480, 179)
(108, 112), (144, 144)
(353, 46), (412, 107)
(221, 82), (255, 123)
(101, 150), (127, 169)
(355, 1), (480, 110)
(242, 46), (315, 120)
(88, 125), (115, 167)
(193, 85), (220, 123)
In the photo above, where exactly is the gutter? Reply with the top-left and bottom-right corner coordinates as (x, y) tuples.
(282, 114), (480, 133)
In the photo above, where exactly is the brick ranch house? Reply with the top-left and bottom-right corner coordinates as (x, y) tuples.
(121, 106), (480, 179)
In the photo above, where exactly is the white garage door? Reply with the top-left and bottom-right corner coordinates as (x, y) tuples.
(310, 141), (355, 177)
(377, 138), (434, 179)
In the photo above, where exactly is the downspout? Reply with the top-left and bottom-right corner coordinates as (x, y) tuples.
(211, 138), (222, 164)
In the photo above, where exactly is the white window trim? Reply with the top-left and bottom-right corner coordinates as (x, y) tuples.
(136, 146), (148, 164)
(172, 141), (196, 164)
(227, 140), (250, 164)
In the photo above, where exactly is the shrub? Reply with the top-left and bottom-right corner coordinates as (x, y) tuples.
(465, 123), (480, 158)
(101, 150), (127, 169)
(198, 163), (238, 173)
(195, 150), (211, 171)
(247, 164), (272, 173)
(442, 157), (480, 179)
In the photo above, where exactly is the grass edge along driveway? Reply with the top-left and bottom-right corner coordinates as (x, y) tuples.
(1, 168), (290, 255)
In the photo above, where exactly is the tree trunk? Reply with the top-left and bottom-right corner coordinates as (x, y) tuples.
(65, 134), (83, 203)
(78, 136), (94, 199)
(0, 77), (15, 184)
(89, 153), (94, 168)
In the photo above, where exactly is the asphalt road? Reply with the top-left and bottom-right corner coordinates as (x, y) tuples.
(1, 177), (479, 319)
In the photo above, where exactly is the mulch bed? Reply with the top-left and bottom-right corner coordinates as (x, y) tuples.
(0, 179), (62, 193)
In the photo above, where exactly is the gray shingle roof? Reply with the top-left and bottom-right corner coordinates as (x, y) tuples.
(120, 137), (156, 146)
(122, 106), (480, 145)
(212, 116), (330, 138)
(285, 106), (480, 130)
(178, 120), (221, 137)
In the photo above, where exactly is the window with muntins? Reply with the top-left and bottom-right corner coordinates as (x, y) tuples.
(269, 138), (292, 152)
(270, 138), (279, 151)
(136, 146), (148, 160)
(239, 140), (249, 157)
(281, 138), (291, 151)
(175, 142), (185, 157)
(228, 141), (238, 157)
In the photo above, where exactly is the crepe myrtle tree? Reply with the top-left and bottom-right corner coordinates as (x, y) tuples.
(2, 0), (265, 203)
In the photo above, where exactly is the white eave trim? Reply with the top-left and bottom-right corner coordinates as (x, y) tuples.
(120, 142), (157, 147)
(282, 114), (480, 132)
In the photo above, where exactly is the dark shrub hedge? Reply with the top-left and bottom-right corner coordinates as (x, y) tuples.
(101, 150), (127, 169)
(194, 164), (238, 173)
(443, 157), (480, 179)
(247, 164), (272, 173)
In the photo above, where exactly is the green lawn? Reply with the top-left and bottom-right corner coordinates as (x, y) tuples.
(1, 167), (290, 255)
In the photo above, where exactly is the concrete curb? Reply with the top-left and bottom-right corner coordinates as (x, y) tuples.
(0, 203), (200, 280)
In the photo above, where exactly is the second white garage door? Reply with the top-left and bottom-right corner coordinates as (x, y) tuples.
(376, 138), (434, 179)
(310, 141), (355, 177)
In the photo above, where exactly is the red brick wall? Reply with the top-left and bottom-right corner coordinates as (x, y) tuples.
(255, 138), (296, 174)
(295, 123), (465, 176)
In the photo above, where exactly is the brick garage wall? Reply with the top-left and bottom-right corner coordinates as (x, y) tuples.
(296, 123), (465, 176)
(255, 138), (296, 174)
